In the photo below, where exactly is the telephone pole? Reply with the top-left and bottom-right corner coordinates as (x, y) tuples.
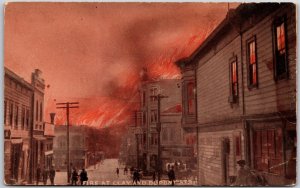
(150, 94), (168, 185)
(56, 102), (79, 184)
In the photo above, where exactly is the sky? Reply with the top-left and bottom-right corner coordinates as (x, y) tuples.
(4, 2), (239, 127)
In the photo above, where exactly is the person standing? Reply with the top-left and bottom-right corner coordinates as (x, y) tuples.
(152, 171), (156, 182)
(80, 168), (88, 185)
(116, 168), (119, 178)
(124, 166), (128, 175)
(43, 167), (49, 185)
(168, 166), (176, 186)
(49, 166), (56, 185)
(132, 169), (140, 185)
(71, 168), (79, 185)
(36, 165), (41, 185)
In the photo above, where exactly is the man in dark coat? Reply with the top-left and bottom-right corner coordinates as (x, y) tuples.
(132, 169), (140, 185)
(152, 171), (156, 182)
(36, 165), (41, 185)
(49, 166), (56, 185)
(168, 166), (176, 186)
(116, 168), (120, 177)
(80, 168), (88, 185)
(42, 167), (49, 185)
(71, 168), (79, 185)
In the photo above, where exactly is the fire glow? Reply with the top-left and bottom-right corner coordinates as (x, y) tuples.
(45, 26), (217, 128)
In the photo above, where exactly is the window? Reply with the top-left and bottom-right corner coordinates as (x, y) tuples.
(36, 101), (39, 121)
(142, 91), (146, 107)
(21, 107), (25, 130)
(229, 57), (238, 103)
(247, 36), (258, 87)
(150, 87), (158, 102)
(273, 16), (288, 80)
(4, 101), (7, 124)
(150, 110), (157, 123)
(151, 133), (158, 145)
(9, 103), (13, 126)
(26, 109), (30, 130)
(235, 135), (241, 157)
(143, 133), (147, 145)
(40, 102), (43, 121)
(143, 112), (146, 126)
(253, 128), (283, 174)
(187, 82), (196, 114)
(14, 105), (19, 129)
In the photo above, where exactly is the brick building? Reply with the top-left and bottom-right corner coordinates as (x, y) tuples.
(176, 3), (296, 186)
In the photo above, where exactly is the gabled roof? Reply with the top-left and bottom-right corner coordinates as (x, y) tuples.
(176, 3), (288, 67)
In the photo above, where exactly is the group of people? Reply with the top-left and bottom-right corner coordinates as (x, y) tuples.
(36, 165), (56, 185)
(71, 168), (88, 185)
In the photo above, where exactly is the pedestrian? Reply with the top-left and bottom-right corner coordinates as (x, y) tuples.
(124, 166), (128, 175)
(130, 167), (134, 175)
(36, 164), (41, 185)
(168, 166), (176, 186)
(116, 168), (119, 177)
(71, 168), (79, 185)
(49, 166), (56, 185)
(152, 171), (156, 182)
(43, 167), (49, 185)
(80, 168), (88, 185)
(132, 169), (140, 185)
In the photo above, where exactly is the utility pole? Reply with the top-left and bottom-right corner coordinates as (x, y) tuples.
(150, 94), (168, 185)
(56, 102), (79, 184)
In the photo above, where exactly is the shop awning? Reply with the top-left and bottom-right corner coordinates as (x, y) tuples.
(33, 135), (47, 141)
(45, 150), (53, 155)
(11, 139), (22, 144)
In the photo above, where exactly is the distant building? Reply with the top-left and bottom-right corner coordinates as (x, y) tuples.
(177, 3), (296, 186)
(137, 73), (194, 173)
(53, 125), (87, 171)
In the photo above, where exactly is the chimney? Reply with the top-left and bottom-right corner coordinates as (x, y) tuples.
(50, 113), (56, 124)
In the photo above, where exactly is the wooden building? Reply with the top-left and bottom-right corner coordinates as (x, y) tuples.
(4, 68), (52, 184)
(176, 3), (296, 186)
(4, 68), (34, 184)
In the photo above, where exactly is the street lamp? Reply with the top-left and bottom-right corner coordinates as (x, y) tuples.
(150, 94), (168, 185)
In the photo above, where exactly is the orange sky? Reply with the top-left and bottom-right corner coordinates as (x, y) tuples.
(4, 2), (239, 126)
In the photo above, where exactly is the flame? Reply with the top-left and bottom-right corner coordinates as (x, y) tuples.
(45, 23), (218, 129)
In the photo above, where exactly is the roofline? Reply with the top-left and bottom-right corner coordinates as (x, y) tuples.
(176, 3), (288, 67)
(4, 67), (34, 90)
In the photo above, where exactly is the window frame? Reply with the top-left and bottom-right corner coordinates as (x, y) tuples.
(228, 56), (239, 104)
(187, 81), (196, 114)
(150, 87), (158, 102)
(150, 110), (158, 124)
(252, 128), (284, 175)
(246, 36), (259, 89)
(272, 15), (289, 81)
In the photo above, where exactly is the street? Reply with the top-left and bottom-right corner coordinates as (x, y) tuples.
(51, 158), (196, 186)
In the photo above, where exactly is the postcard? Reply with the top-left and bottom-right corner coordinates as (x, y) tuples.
(3, 2), (296, 186)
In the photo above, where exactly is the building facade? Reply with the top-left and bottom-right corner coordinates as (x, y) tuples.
(4, 68), (52, 184)
(4, 68), (34, 184)
(137, 74), (194, 174)
(177, 3), (296, 186)
(53, 125), (87, 171)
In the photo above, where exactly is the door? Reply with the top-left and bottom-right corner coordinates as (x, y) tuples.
(221, 138), (230, 185)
